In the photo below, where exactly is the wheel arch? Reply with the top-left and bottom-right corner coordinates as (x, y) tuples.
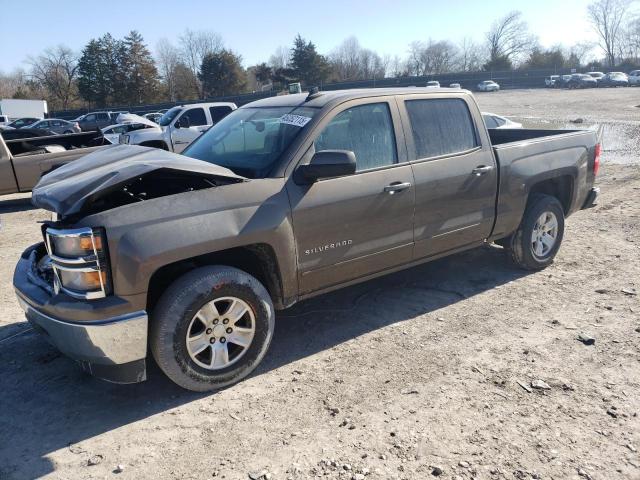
(527, 174), (574, 214)
(146, 243), (285, 314)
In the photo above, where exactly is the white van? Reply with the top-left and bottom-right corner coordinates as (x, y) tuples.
(120, 102), (236, 153)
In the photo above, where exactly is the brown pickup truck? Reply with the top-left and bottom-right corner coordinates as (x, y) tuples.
(14, 87), (600, 391)
(0, 131), (106, 195)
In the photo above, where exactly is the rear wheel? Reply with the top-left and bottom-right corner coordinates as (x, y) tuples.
(150, 266), (275, 391)
(504, 194), (565, 271)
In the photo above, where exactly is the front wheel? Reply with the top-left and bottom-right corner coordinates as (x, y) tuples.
(504, 194), (565, 271)
(150, 266), (275, 391)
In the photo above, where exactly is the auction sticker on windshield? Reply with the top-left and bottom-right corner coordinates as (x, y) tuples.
(280, 114), (312, 127)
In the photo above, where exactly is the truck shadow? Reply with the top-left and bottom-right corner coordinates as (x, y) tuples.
(0, 195), (35, 214)
(0, 245), (528, 479)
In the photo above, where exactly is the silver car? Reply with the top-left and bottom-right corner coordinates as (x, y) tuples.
(30, 118), (81, 134)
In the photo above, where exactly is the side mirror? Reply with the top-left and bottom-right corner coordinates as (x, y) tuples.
(297, 150), (356, 183)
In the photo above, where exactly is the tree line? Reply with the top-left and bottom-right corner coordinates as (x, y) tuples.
(0, 0), (638, 111)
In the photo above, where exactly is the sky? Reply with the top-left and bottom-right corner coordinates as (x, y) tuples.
(0, 0), (599, 72)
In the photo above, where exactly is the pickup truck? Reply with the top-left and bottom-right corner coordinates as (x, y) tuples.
(13, 87), (600, 391)
(120, 102), (236, 153)
(0, 131), (107, 195)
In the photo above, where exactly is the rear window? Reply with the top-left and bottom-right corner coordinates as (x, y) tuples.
(405, 99), (478, 159)
(209, 106), (233, 125)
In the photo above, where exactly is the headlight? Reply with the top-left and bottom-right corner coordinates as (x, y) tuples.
(44, 227), (112, 300)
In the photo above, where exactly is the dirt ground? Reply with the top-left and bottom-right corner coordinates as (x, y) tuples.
(0, 88), (638, 480)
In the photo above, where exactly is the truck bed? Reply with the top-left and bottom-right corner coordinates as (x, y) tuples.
(488, 127), (599, 240)
(488, 128), (584, 146)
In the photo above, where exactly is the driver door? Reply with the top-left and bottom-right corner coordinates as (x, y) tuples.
(287, 99), (415, 295)
(172, 107), (209, 153)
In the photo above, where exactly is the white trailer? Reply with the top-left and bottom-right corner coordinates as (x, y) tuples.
(0, 99), (48, 120)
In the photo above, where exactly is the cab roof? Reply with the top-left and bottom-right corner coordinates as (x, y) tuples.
(243, 87), (471, 109)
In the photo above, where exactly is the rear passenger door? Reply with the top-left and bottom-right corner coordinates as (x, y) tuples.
(288, 99), (415, 294)
(209, 106), (233, 126)
(399, 95), (497, 259)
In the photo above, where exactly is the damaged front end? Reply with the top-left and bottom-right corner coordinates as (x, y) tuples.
(15, 145), (248, 384)
(31, 144), (246, 219)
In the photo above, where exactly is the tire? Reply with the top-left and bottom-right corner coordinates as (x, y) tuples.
(504, 194), (565, 271)
(150, 266), (275, 391)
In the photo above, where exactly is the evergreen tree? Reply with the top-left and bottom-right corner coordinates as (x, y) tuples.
(289, 35), (330, 86)
(77, 39), (105, 106)
(121, 31), (160, 105)
(199, 49), (246, 97)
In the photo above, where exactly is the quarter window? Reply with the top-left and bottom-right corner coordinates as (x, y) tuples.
(314, 103), (397, 172)
(182, 108), (207, 126)
(405, 99), (478, 159)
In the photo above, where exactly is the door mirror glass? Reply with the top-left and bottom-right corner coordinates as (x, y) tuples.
(298, 150), (356, 183)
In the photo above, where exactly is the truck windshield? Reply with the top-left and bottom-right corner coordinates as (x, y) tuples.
(158, 107), (182, 126)
(183, 106), (318, 178)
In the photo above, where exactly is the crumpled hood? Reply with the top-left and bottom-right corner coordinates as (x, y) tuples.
(32, 145), (245, 216)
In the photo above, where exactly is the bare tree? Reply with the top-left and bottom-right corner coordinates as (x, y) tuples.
(624, 16), (640, 62)
(329, 37), (387, 80)
(406, 40), (458, 75)
(567, 41), (596, 66)
(179, 29), (223, 98)
(588, 0), (634, 66)
(268, 46), (291, 70)
(0, 69), (30, 98)
(485, 11), (535, 66)
(26, 46), (78, 110)
(456, 37), (484, 72)
(156, 38), (180, 101)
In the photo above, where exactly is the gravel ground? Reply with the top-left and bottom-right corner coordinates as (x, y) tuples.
(0, 88), (639, 480)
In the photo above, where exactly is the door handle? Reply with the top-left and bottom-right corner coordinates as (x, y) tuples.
(384, 182), (412, 194)
(472, 165), (494, 176)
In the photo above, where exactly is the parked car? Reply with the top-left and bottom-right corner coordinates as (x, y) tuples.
(0, 115), (10, 126)
(586, 71), (605, 84)
(566, 74), (598, 89)
(143, 112), (163, 123)
(15, 87), (600, 390)
(545, 75), (560, 87)
(599, 72), (629, 87)
(121, 102), (236, 153)
(481, 112), (522, 129)
(76, 112), (114, 131)
(449, 83), (461, 89)
(426, 81), (440, 88)
(30, 118), (81, 134)
(1, 128), (56, 140)
(477, 80), (500, 92)
(0, 131), (107, 195)
(102, 118), (161, 144)
(6, 117), (41, 129)
(554, 75), (572, 88)
(628, 70), (640, 86)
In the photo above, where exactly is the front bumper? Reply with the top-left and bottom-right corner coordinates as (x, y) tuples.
(14, 243), (148, 383)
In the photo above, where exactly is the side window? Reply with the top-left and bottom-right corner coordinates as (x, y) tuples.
(209, 106), (233, 125)
(314, 103), (397, 172)
(482, 115), (498, 129)
(182, 108), (207, 126)
(97, 112), (109, 120)
(85, 114), (96, 122)
(405, 99), (478, 159)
